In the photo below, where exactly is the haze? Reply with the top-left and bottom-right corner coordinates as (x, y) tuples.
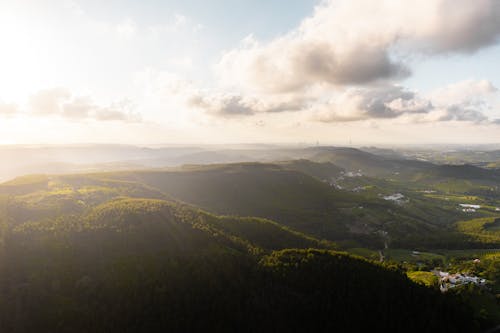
(0, 0), (500, 145)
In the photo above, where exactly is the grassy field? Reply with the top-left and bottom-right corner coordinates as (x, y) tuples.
(456, 217), (500, 244)
(383, 249), (445, 262)
(345, 247), (380, 260)
(407, 271), (439, 287)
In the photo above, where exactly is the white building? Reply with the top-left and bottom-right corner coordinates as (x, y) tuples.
(459, 204), (481, 209)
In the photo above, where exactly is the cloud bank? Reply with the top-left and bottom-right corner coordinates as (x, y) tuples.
(217, 0), (500, 93)
(311, 80), (498, 124)
(187, 91), (306, 117)
(29, 88), (140, 122)
(183, 0), (500, 126)
(0, 101), (18, 116)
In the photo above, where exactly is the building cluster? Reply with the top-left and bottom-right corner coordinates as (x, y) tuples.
(382, 193), (408, 205)
(459, 203), (481, 213)
(433, 270), (486, 292)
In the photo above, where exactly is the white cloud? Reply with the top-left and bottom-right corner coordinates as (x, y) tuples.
(423, 79), (498, 123)
(216, 0), (500, 94)
(187, 90), (307, 117)
(216, 33), (409, 93)
(29, 88), (141, 122)
(311, 86), (431, 122)
(311, 80), (499, 124)
(186, 75), (499, 126)
(115, 18), (138, 38)
(201, 0), (500, 129)
(29, 88), (72, 115)
(429, 79), (498, 104)
(0, 101), (18, 116)
(407, 0), (500, 53)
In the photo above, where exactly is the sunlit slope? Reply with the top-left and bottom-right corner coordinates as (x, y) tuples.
(0, 161), (491, 248)
(8, 190), (330, 254)
(276, 159), (343, 180)
(307, 147), (426, 177)
(456, 217), (500, 245)
(308, 147), (500, 186)
(100, 163), (355, 239)
(96, 163), (468, 247)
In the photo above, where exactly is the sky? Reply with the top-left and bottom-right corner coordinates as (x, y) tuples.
(0, 0), (500, 145)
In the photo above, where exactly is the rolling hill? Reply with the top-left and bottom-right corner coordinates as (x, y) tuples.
(0, 158), (499, 331)
(1, 162), (483, 250)
(0, 195), (480, 332)
(306, 147), (500, 185)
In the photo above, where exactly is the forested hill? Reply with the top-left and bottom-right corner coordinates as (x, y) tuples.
(0, 196), (479, 332)
(0, 162), (498, 331)
(81, 163), (483, 248)
(0, 162), (487, 249)
(307, 147), (500, 182)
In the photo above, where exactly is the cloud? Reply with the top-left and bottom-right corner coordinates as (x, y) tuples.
(147, 13), (203, 37)
(61, 96), (93, 119)
(29, 88), (140, 122)
(114, 18), (138, 38)
(125, 2), (500, 129)
(311, 80), (499, 124)
(429, 79), (498, 103)
(423, 79), (498, 123)
(217, 35), (409, 93)
(187, 91), (306, 117)
(431, 103), (489, 122)
(0, 101), (19, 116)
(216, 0), (500, 93)
(29, 88), (71, 115)
(409, 0), (500, 53)
(93, 100), (141, 122)
(188, 94), (254, 116)
(186, 76), (499, 126)
(312, 86), (432, 122)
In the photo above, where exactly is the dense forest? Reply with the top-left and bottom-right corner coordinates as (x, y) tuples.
(0, 198), (480, 332)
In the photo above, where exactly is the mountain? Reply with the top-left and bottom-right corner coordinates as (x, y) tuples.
(110, 163), (493, 247)
(276, 159), (344, 180)
(307, 147), (500, 186)
(414, 164), (500, 183)
(0, 195), (479, 332)
(1, 148), (499, 331)
(1, 161), (484, 249)
(1, 144), (498, 188)
(306, 147), (428, 177)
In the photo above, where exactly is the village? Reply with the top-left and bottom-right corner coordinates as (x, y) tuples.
(432, 269), (487, 292)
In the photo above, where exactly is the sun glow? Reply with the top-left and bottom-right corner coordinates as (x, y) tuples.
(0, 12), (47, 101)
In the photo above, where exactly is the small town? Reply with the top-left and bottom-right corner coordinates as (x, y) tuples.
(433, 270), (487, 292)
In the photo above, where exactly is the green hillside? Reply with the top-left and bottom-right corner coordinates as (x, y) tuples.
(120, 163), (496, 248)
(95, 163), (360, 240)
(0, 197), (480, 331)
(456, 217), (500, 244)
(308, 147), (500, 188)
(307, 147), (426, 177)
(276, 159), (344, 180)
(0, 161), (499, 331)
(0, 162), (483, 249)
